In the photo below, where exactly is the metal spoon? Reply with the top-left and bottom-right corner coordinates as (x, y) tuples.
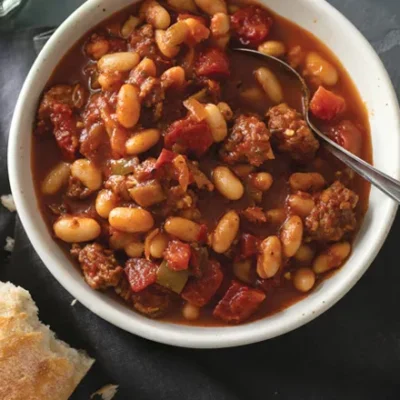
(233, 47), (400, 204)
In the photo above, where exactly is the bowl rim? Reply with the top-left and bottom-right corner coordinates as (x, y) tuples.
(8, 0), (400, 348)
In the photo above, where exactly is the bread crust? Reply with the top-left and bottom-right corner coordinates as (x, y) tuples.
(0, 282), (94, 400)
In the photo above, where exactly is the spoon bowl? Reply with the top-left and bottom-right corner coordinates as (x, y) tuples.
(234, 47), (400, 203)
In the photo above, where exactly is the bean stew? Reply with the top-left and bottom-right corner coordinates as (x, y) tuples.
(32, 0), (371, 325)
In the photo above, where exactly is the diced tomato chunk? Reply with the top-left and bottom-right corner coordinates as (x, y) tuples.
(230, 5), (273, 46)
(195, 48), (230, 79)
(164, 240), (191, 271)
(164, 116), (214, 157)
(213, 280), (266, 323)
(181, 259), (223, 307)
(310, 86), (346, 121)
(132, 285), (171, 318)
(240, 233), (261, 259)
(50, 102), (79, 160)
(327, 120), (363, 157)
(125, 258), (158, 293)
(155, 149), (177, 169)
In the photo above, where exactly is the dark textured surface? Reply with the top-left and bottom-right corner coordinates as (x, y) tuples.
(1, 1), (400, 399)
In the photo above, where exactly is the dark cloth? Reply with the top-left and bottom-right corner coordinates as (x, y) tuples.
(1, 3), (400, 399)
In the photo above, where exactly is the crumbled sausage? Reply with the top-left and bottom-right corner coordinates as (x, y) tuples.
(71, 243), (123, 290)
(132, 285), (172, 318)
(220, 115), (274, 166)
(267, 103), (319, 162)
(138, 76), (165, 107)
(104, 175), (131, 200)
(115, 275), (133, 303)
(165, 186), (198, 213)
(187, 161), (214, 191)
(241, 207), (267, 223)
(130, 24), (157, 58)
(130, 24), (171, 70)
(66, 176), (93, 200)
(36, 85), (85, 159)
(134, 158), (158, 182)
(305, 181), (359, 242)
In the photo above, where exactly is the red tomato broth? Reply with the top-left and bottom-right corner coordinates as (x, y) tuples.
(31, 0), (371, 326)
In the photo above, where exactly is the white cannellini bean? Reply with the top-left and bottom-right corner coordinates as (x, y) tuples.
(109, 207), (155, 233)
(41, 162), (71, 195)
(155, 30), (179, 58)
(98, 52), (140, 73)
(217, 102), (233, 121)
(124, 241), (145, 258)
(210, 12), (230, 48)
(183, 18), (210, 44)
(258, 40), (286, 58)
(212, 210), (240, 254)
(54, 216), (101, 243)
(280, 215), (303, 258)
(164, 21), (190, 47)
(71, 159), (102, 191)
(204, 103), (228, 142)
(164, 217), (201, 242)
(161, 66), (186, 89)
(125, 129), (161, 155)
(149, 232), (169, 259)
(95, 189), (118, 219)
(140, 0), (171, 29)
(289, 172), (325, 192)
(313, 242), (351, 274)
(182, 303), (200, 320)
(305, 52), (339, 86)
(254, 67), (284, 104)
(257, 236), (282, 279)
(121, 16), (141, 38)
(117, 84), (141, 129)
(211, 13), (230, 37)
(132, 57), (157, 79)
(266, 208), (286, 225)
(294, 244), (315, 264)
(293, 268), (316, 292)
(250, 172), (273, 192)
(213, 166), (244, 201)
(287, 194), (315, 218)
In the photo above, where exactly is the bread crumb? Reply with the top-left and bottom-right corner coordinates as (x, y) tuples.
(1, 194), (16, 212)
(71, 299), (78, 307)
(4, 237), (15, 252)
(91, 384), (119, 400)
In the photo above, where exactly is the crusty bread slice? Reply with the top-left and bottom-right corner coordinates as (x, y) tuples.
(0, 282), (94, 400)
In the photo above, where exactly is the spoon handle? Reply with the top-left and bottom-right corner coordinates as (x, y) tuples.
(309, 121), (400, 203)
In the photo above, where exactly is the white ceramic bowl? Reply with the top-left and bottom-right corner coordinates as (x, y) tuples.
(8, 0), (400, 348)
